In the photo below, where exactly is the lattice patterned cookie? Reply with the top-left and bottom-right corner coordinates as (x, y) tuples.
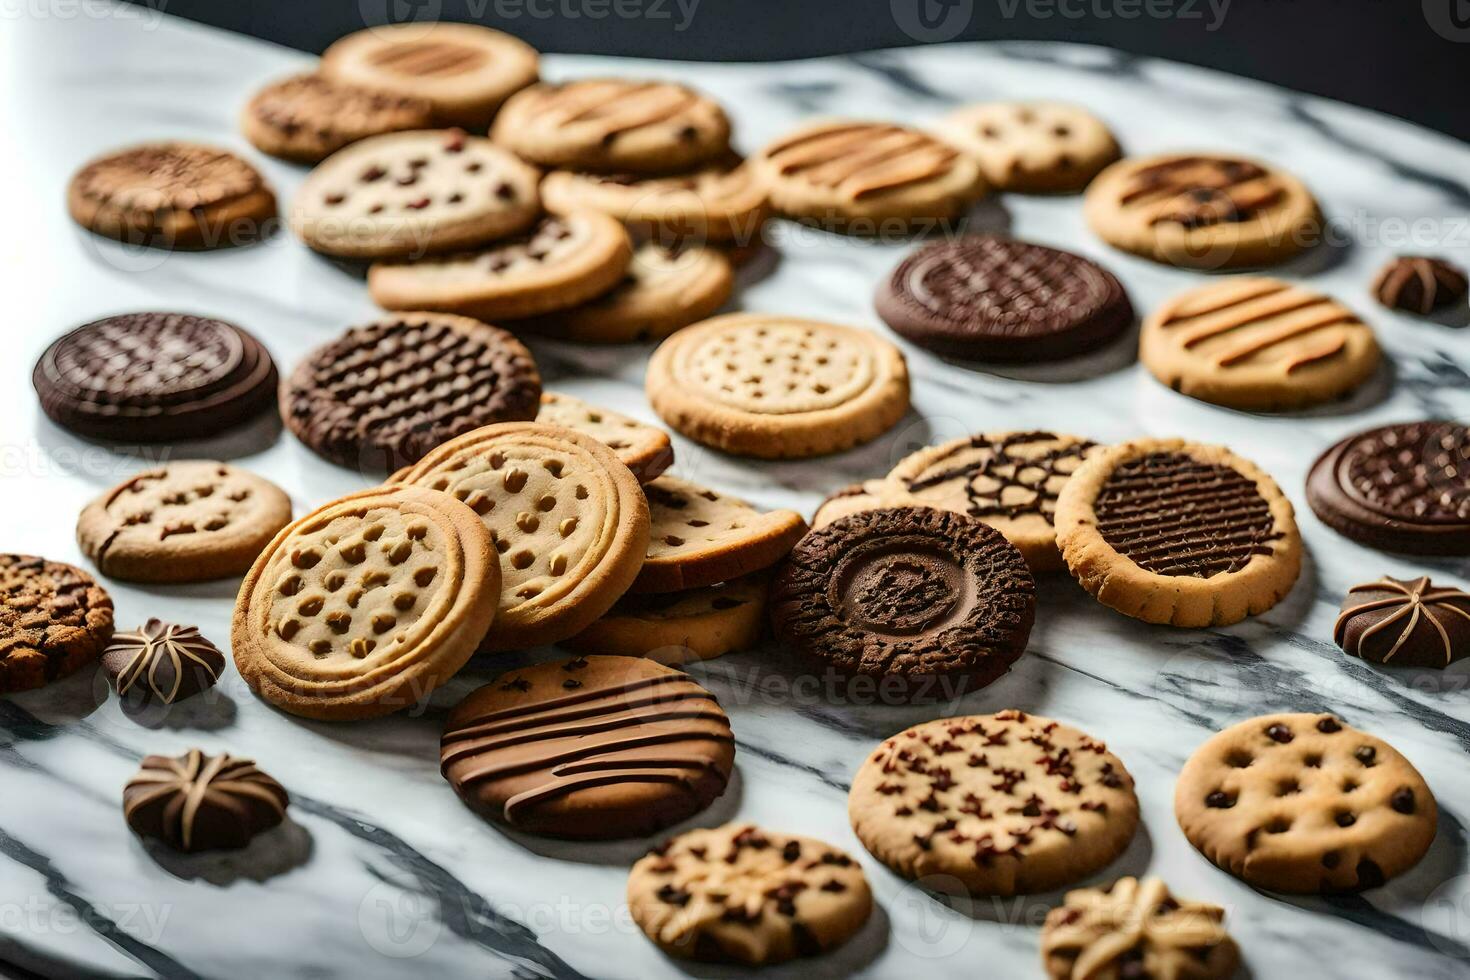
(935, 102), (1121, 193)
(391, 422), (650, 650)
(540, 160), (768, 241)
(567, 574), (768, 662)
(535, 392), (672, 483)
(0, 555), (113, 694)
(241, 73), (434, 163)
(231, 485), (499, 720)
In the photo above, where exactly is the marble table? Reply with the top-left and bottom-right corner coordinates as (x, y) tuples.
(3, 6), (1470, 978)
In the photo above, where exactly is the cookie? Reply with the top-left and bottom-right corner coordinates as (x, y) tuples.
(646, 313), (911, 459)
(1334, 576), (1470, 669)
(536, 392), (672, 483)
(68, 142), (277, 249)
(101, 620), (226, 708)
(1306, 421), (1470, 556)
(1040, 877), (1239, 980)
(811, 481), (890, 529)
(33, 312), (278, 442)
(124, 750), (289, 853)
(752, 119), (984, 230)
(391, 422), (650, 651)
(367, 211), (633, 320)
(77, 462), (292, 583)
(935, 102), (1121, 194)
(320, 23), (539, 128)
(241, 73), (434, 163)
(1175, 713), (1436, 893)
(1084, 153), (1321, 269)
(1055, 439), (1302, 627)
(874, 237), (1133, 361)
(540, 160), (768, 241)
(0, 555), (114, 694)
(231, 485), (499, 721)
(282, 313), (541, 473)
(491, 79), (731, 174)
(1372, 256), (1468, 315)
(628, 823), (872, 965)
(885, 431), (1101, 571)
(566, 575), (768, 662)
(290, 129), (540, 260)
(634, 476), (808, 593)
(1141, 277), (1380, 411)
(771, 508), (1035, 699)
(441, 655), (734, 838)
(849, 711), (1139, 895)
(516, 241), (734, 344)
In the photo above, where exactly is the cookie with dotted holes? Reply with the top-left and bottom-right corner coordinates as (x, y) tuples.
(540, 159), (768, 241)
(290, 129), (540, 259)
(0, 555), (114, 694)
(390, 422), (650, 651)
(1055, 439), (1302, 627)
(628, 822), (873, 965)
(242, 73), (434, 164)
(1175, 713), (1436, 893)
(77, 461), (292, 583)
(535, 392), (673, 483)
(566, 574), (768, 663)
(367, 211), (633, 320)
(646, 313), (911, 459)
(232, 484), (498, 720)
(935, 102), (1120, 194)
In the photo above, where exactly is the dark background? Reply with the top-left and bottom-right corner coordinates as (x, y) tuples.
(133, 0), (1470, 142)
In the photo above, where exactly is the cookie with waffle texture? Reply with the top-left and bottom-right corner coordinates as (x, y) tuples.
(124, 750), (289, 853)
(535, 392), (672, 483)
(936, 101), (1120, 194)
(541, 160), (768, 241)
(567, 574), (768, 662)
(0, 555), (114, 694)
(242, 73), (434, 163)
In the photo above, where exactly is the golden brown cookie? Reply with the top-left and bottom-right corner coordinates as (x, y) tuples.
(628, 822), (873, 965)
(810, 480), (891, 529)
(936, 102), (1120, 193)
(565, 574), (768, 662)
(646, 313), (911, 459)
(0, 555), (114, 694)
(1175, 713), (1437, 893)
(241, 73), (434, 164)
(849, 711), (1140, 896)
(540, 160), (768, 242)
(1055, 439), (1302, 627)
(536, 392), (673, 483)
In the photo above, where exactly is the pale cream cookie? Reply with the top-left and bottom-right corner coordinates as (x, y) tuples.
(936, 101), (1120, 193)
(540, 160), (768, 242)
(535, 391), (673, 483)
(565, 574), (768, 662)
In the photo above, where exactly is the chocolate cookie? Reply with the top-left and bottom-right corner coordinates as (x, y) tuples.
(875, 237), (1132, 361)
(1334, 576), (1470, 669)
(282, 313), (541, 472)
(123, 749), (289, 852)
(0, 555), (114, 694)
(440, 656), (734, 839)
(1306, 421), (1470, 556)
(770, 507), (1035, 700)
(102, 619), (226, 708)
(33, 313), (278, 442)
(1372, 256), (1468, 316)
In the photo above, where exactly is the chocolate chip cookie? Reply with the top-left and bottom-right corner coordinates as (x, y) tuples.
(0, 555), (114, 694)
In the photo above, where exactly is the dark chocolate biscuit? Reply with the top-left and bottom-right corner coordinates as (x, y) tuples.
(1372, 256), (1468, 316)
(1307, 421), (1470, 556)
(769, 507), (1035, 699)
(33, 313), (278, 442)
(874, 237), (1132, 361)
(282, 313), (541, 472)
(0, 555), (114, 694)
(101, 619), (226, 708)
(441, 656), (734, 839)
(1334, 576), (1470, 669)
(123, 749), (289, 852)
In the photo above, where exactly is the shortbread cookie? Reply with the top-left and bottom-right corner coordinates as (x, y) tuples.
(0, 555), (114, 694)
(391, 422), (650, 651)
(283, 313), (541, 472)
(77, 461), (292, 583)
(291, 129), (540, 259)
(752, 120), (984, 229)
(320, 23), (539, 128)
(536, 392), (672, 483)
(492, 79), (731, 174)
(1373, 256), (1468, 315)
(634, 476), (807, 593)
(124, 750), (289, 853)
(811, 481), (890, 529)
(849, 711), (1139, 896)
(936, 102), (1120, 194)
(628, 823), (872, 965)
(886, 431), (1101, 572)
(1084, 153), (1321, 269)
(566, 575), (767, 662)
(441, 655), (734, 838)
(540, 160), (768, 241)
(1055, 439), (1302, 627)
(34, 312), (278, 442)
(367, 211), (632, 320)
(518, 242), (733, 344)
(772, 508), (1035, 699)
(1041, 877), (1239, 980)
(646, 314), (911, 459)
(1142, 277), (1380, 411)
(232, 485), (499, 720)
(102, 620), (225, 709)
(241, 73), (434, 163)
(1175, 713), (1437, 893)
(68, 142), (277, 249)
(1334, 576), (1470, 669)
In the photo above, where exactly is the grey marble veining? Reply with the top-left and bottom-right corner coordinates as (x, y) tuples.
(3, 6), (1470, 979)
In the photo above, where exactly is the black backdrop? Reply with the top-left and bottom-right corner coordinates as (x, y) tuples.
(129, 0), (1470, 143)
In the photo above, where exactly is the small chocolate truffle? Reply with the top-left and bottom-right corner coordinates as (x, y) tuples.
(1333, 576), (1470, 668)
(1371, 256), (1468, 316)
(101, 619), (225, 707)
(123, 749), (288, 852)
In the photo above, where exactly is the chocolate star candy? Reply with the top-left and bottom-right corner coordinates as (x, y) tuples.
(101, 619), (226, 707)
(1334, 576), (1470, 668)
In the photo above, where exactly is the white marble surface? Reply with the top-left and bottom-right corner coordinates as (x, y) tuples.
(3, 6), (1470, 979)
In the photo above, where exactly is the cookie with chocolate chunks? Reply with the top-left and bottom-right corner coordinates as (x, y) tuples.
(1334, 576), (1470, 669)
(123, 749), (289, 853)
(0, 555), (113, 694)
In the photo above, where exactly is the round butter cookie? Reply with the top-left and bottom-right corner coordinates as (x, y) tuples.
(540, 160), (768, 241)
(566, 574), (768, 662)
(242, 73), (434, 163)
(535, 391), (673, 483)
(935, 102), (1120, 193)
